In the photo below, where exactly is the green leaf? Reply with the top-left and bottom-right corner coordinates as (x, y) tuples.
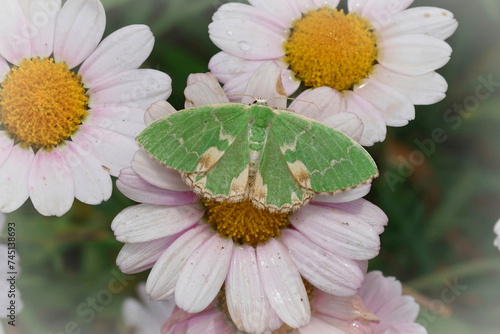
(138, 102), (378, 212)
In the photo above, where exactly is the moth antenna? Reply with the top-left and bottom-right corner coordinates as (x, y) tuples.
(267, 96), (321, 112)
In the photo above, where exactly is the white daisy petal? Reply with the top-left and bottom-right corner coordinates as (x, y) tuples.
(176, 235), (234, 313)
(209, 51), (266, 84)
(111, 203), (203, 243)
(186, 73), (228, 101)
(242, 62), (287, 109)
(344, 90), (387, 145)
(116, 167), (198, 206)
(53, 0), (106, 69)
(223, 72), (255, 100)
(290, 205), (380, 260)
(71, 125), (137, 176)
(79, 25), (155, 87)
(357, 0), (414, 29)
(370, 65), (448, 105)
(353, 80), (415, 127)
(281, 68), (301, 96)
(257, 239), (311, 328)
(19, 0), (61, 58)
(378, 34), (452, 76)
(0, 0), (31, 64)
(313, 184), (371, 204)
(28, 148), (75, 217)
(87, 69), (172, 110)
(247, 0), (301, 26)
(0, 145), (34, 212)
(0, 132), (14, 167)
(209, 3), (287, 60)
(379, 7), (458, 41)
(86, 106), (145, 138)
(281, 229), (364, 296)
(494, 219), (500, 251)
(146, 225), (212, 301)
(348, 0), (370, 14)
(132, 150), (190, 192)
(144, 100), (177, 126)
(291, 87), (347, 122)
(226, 244), (270, 334)
(184, 81), (228, 109)
(116, 234), (180, 274)
(59, 141), (112, 205)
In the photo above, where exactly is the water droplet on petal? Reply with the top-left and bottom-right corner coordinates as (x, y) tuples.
(239, 41), (250, 51)
(226, 30), (233, 36)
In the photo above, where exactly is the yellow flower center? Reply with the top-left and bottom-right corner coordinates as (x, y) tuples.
(204, 200), (289, 247)
(0, 57), (88, 150)
(284, 8), (378, 91)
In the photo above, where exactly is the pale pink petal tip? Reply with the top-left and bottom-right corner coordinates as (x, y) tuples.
(145, 100), (178, 126)
(494, 219), (500, 251)
(242, 62), (287, 110)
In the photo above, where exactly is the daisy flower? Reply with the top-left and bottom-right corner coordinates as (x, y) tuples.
(0, 0), (171, 216)
(208, 0), (458, 145)
(122, 282), (176, 334)
(494, 218), (500, 251)
(112, 64), (387, 333)
(160, 271), (425, 334)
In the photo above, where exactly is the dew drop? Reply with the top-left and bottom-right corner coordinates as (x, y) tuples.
(239, 41), (250, 51)
(226, 30), (233, 36)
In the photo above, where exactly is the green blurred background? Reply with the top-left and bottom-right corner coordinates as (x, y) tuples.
(2, 0), (500, 333)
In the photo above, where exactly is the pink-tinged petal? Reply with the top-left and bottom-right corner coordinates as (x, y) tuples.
(353, 80), (415, 127)
(116, 234), (181, 274)
(112, 203), (203, 243)
(378, 34), (452, 76)
(223, 72), (254, 100)
(297, 317), (345, 334)
(0, 56), (10, 81)
(176, 235), (234, 313)
(0, 132), (14, 167)
(209, 3), (287, 60)
(28, 148), (75, 216)
(242, 62), (287, 109)
(266, 305), (284, 332)
(312, 314), (371, 334)
(356, 0), (414, 29)
(281, 229), (363, 296)
(370, 65), (448, 105)
(313, 290), (377, 322)
(0, 0), (31, 64)
(313, 199), (387, 235)
(185, 75), (229, 108)
(53, 0), (105, 68)
(291, 87), (347, 122)
(145, 100), (177, 126)
(290, 205), (380, 260)
(132, 150), (190, 192)
(88, 69), (172, 110)
(71, 124), (137, 176)
(344, 91), (387, 146)
(310, 0), (340, 9)
(59, 141), (112, 205)
(182, 310), (235, 334)
(313, 184), (371, 205)
(281, 68), (301, 96)
(379, 7), (457, 41)
(390, 323), (427, 334)
(79, 25), (154, 87)
(0, 145), (34, 212)
(85, 106), (145, 138)
(257, 239), (310, 328)
(18, 0), (61, 58)
(146, 225), (213, 301)
(209, 51), (266, 84)
(226, 244), (270, 333)
(326, 112), (364, 142)
(116, 167), (198, 206)
(247, 0), (301, 26)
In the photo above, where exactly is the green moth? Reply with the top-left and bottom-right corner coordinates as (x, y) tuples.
(137, 101), (378, 213)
